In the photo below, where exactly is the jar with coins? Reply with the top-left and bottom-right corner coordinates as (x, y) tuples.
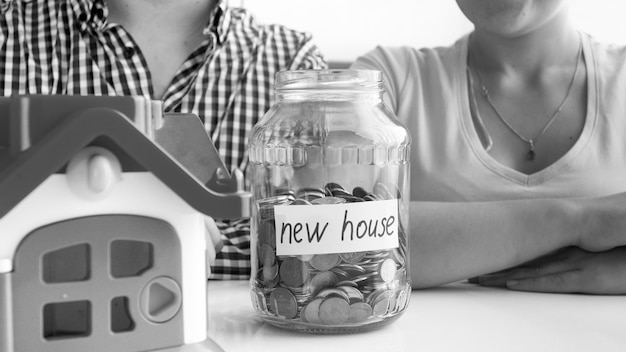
(248, 69), (411, 333)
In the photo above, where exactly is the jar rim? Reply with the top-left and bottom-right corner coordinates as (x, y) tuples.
(275, 69), (382, 91)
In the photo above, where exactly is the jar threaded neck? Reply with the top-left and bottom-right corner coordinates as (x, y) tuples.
(275, 69), (383, 92)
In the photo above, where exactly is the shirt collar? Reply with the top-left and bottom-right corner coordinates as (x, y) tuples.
(204, 0), (231, 45)
(71, 0), (106, 33)
(71, 0), (228, 40)
(0, 0), (13, 14)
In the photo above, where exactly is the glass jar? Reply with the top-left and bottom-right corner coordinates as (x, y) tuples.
(248, 69), (411, 333)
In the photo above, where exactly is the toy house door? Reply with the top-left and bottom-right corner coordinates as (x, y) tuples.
(11, 215), (185, 352)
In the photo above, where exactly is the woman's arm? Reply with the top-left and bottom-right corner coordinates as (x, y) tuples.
(477, 246), (626, 294)
(409, 197), (582, 288)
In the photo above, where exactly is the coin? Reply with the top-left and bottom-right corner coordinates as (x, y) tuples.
(373, 183), (394, 200)
(340, 252), (366, 264)
(279, 257), (309, 287)
(330, 188), (352, 197)
(275, 188), (296, 198)
(308, 271), (339, 295)
(258, 220), (276, 249)
(351, 186), (369, 198)
(324, 182), (345, 196)
(363, 194), (378, 201)
(297, 187), (326, 195)
(315, 288), (350, 302)
(347, 302), (373, 323)
(309, 253), (340, 271)
(330, 267), (350, 278)
(319, 296), (350, 325)
(296, 187), (325, 200)
(325, 182), (343, 190)
(336, 280), (359, 288)
(337, 262), (367, 273)
(269, 287), (298, 319)
(258, 195), (293, 219)
(336, 195), (365, 203)
(311, 196), (346, 205)
(262, 263), (278, 284)
(259, 244), (276, 267)
(366, 250), (390, 260)
(291, 198), (312, 205)
(336, 285), (364, 304)
(251, 287), (268, 312)
(371, 290), (392, 317)
(301, 298), (324, 324)
(297, 254), (315, 262)
(396, 288), (409, 311)
(380, 258), (397, 284)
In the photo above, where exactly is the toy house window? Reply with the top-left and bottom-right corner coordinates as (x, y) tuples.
(111, 296), (135, 333)
(42, 243), (91, 283)
(43, 300), (91, 340)
(110, 240), (153, 278)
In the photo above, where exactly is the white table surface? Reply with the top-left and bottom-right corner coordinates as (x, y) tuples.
(168, 280), (626, 352)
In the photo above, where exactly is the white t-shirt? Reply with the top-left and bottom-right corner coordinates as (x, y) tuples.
(352, 33), (626, 202)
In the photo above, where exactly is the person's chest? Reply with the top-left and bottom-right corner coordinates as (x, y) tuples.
(122, 25), (208, 100)
(397, 51), (626, 201)
(468, 65), (588, 176)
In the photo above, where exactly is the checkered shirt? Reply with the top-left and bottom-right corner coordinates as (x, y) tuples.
(0, 0), (327, 279)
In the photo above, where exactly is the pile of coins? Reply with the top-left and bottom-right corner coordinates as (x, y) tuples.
(252, 182), (409, 327)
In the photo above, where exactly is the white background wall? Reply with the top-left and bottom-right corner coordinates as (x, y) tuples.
(234, 0), (626, 63)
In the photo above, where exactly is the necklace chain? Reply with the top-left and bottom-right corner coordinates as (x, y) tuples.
(469, 39), (583, 161)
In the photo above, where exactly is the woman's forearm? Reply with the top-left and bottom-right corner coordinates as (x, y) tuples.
(409, 198), (581, 288)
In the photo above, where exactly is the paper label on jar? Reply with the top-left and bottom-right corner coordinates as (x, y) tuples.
(273, 199), (399, 256)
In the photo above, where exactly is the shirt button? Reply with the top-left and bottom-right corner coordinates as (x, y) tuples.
(93, 8), (104, 18)
(123, 47), (135, 59)
(78, 13), (88, 22)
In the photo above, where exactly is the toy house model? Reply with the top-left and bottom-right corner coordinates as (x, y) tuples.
(0, 95), (250, 352)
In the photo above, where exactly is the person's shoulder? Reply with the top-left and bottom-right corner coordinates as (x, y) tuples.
(0, 0), (79, 21)
(583, 32), (626, 81)
(223, 6), (325, 69)
(586, 32), (626, 61)
(227, 6), (312, 43)
(356, 37), (465, 71)
(0, 0), (10, 15)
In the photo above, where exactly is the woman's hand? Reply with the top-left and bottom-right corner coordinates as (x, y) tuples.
(476, 246), (626, 294)
(576, 193), (626, 252)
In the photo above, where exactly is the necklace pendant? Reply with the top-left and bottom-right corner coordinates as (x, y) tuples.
(527, 140), (536, 161)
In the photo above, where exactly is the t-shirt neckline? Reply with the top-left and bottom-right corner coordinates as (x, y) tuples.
(456, 33), (598, 186)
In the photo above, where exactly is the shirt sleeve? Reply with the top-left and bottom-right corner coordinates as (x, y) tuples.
(352, 46), (409, 114)
(288, 33), (328, 70)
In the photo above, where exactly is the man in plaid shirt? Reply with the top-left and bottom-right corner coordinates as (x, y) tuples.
(0, 0), (327, 279)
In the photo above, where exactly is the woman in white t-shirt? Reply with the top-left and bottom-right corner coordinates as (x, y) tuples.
(353, 0), (626, 293)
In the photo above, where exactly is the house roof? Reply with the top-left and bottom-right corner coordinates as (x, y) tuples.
(0, 96), (250, 220)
